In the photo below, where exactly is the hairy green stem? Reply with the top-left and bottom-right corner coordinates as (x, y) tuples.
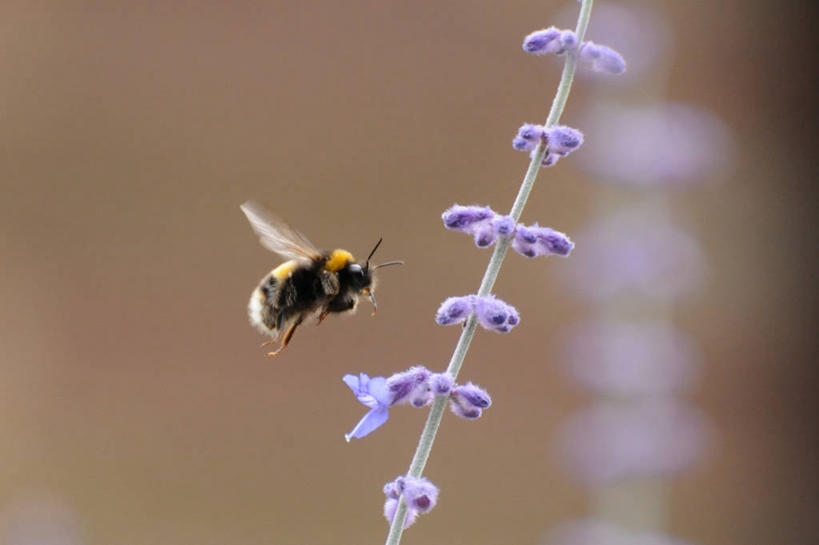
(384, 2), (594, 543)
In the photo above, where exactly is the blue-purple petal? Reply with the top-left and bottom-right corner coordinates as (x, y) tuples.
(345, 406), (390, 441)
(367, 376), (393, 407)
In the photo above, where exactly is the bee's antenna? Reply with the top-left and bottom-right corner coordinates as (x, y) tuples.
(373, 260), (404, 270)
(365, 237), (384, 269)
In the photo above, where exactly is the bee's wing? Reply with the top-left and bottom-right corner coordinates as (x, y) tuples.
(240, 201), (322, 262)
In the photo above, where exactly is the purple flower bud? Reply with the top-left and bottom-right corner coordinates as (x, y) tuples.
(383, 498), (419, 529)
(491, 215), (515, 236)
(545, 125), (584, 156)
(449, 400), (482, 419)
(512, 224), (573, 258)
(435, 295), (475, 326)
(523, 27), (578, 56)
(473, 222), (498, 248)
(512, 225), (538, 258)
(401, 476), (439, 514)
(473, 294), (519, 333)
(518, 123), (545, 142)
(530, 148), (561, 168)
(559, 30), (578, 52)
(541, 153), (560, 167)
(442, 204), (494, 233)
(383, 476), (439, 528)
(531, 224), (574, 257)
(513, 123), (545, 152)
(452, 382), (492, 409)
(387, 366), (431, 406)
(512, 136), (536, 151)
(579, 41), (627, 74)
(383, 480), (401, 499)
(522, 27), (561, 55)
(430, 373), (454, 395)
(343, 373), (393, 441)
(515, 224), (538, 244)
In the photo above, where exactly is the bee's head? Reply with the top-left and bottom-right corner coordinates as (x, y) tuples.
(358, 238), (403, 314)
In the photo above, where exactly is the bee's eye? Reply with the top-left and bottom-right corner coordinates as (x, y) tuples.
(349, 263), (364, 278)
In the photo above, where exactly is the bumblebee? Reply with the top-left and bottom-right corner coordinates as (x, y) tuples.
(241, 201), (402, 356)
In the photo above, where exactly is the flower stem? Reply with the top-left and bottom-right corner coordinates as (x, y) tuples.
(384, 2), (594, 543)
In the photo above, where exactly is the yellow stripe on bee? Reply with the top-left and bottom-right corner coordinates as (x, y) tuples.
(325, 249), (353, 272)
(272, 260), (299, 281)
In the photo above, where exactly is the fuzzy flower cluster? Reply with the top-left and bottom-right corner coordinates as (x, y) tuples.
(343, 366), (492, 440)
(383, 476), (439, 529)
(513, 123), (585, 168)
(442, 204), (574, 257)
(436, 294), (519, 334)
(522, 26), (626, 75)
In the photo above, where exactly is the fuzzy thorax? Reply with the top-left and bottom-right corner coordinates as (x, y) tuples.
(325, 249), (354, 272)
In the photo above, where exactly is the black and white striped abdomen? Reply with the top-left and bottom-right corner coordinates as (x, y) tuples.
(248, 273), (279, 338)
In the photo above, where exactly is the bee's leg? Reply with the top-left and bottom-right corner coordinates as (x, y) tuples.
(317, 307), (330, 325)
(266, 316), (303, 357)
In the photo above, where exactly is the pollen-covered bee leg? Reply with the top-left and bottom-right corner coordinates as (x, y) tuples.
(317, 308), (330, 325)
(266, 316), (303, 357)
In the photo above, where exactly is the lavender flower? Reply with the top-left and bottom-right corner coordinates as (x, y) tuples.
(442, 205), (509, 249)
(513, 123), (545, 151)
(512, 224), (538, 257)
(491, 214), (515, 236)
(380, 5), (603, 539)
(473, 295), (519, 333)
(545, 125), (584, 156)
(522, 27), (578, 56)
(449, 382), (492, 420)
(533, 149), (561, 168)
(343, 373), (393, 441)
(441, 204), (573, 258)
(473, 222), (498, 248)
(430, 373), (454, 395)
(436, 294), (519, 333)
(345, 367), (472, 439)
(435, 295), (475, 326)
(387, 366), (432, 407)
(441, 205), (493, 233)
(511, 224), (574, 258)
(578, 40), (627, 74)
(401, 476), (439, 513)
(514, 124), (583, 159)
(531, 224), (574, 256)
(383, 476), (439, 529)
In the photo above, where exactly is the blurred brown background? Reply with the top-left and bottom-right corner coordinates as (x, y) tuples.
(0, 1), (816, 544)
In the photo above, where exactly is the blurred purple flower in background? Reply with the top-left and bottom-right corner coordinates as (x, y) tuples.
(544, 3), (730, 545)
(578, 102), (734, 186)
(546, 519), (694, 545)
(565, 206), (705, 301)
(562, 321), (699, 398)
(558, 399), (709, 485)
(0, 492), (85, 545)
